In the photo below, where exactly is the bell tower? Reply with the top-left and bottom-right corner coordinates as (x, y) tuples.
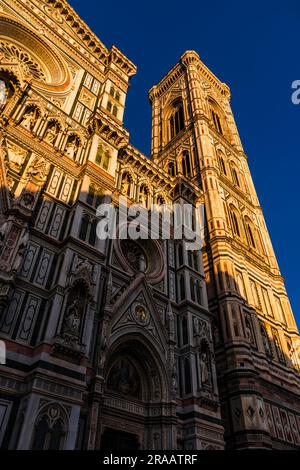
(149, 50), (300, 449)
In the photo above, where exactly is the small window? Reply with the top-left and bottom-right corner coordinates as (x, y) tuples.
(89, 220), (97, 246)
(87, 186), (95, 206)
(168, 161), (175, 177)
(107, 101), (112, 112)
(112, 105), (118, 117)
(232, 167), (240, 186)
(219, 156), (227, 175)
(79, 214), (90, 241)
(231, 210), (240, 237)
(115, 91), (121, 101)
(109, 86), (115, 97)
(247, 224), (256, 248)
(182, 152), (191, 177)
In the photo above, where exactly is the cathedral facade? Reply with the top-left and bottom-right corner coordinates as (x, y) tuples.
(0, 0), (299, 451)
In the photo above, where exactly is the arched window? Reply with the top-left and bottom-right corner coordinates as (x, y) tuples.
(231, 165), (240, 186)
(247, 223), (256, 248)
(181, 152), (191, 177)
(107, 101), (112, 112)
(115, 91), (121, 102)
(79, 214), (90, 241)
(109, 86), (115, 97)
(179, 275), (186, 301)
(169, 101), (184, 140)
(218, 152), (227, 175)
(230, 208), (240, 237)
(182, 316), (188, 344)
(89, 219), (97, 245)
(168, 161), (176, 177)
(184, 358), (191, 394)
(211, 109), (223, 134)
(112, 105), (118, 117)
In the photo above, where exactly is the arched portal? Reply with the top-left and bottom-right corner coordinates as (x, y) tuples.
(99, 337), (172, 450)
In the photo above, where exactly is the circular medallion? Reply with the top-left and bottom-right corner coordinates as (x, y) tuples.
(134, 305), (149, 325)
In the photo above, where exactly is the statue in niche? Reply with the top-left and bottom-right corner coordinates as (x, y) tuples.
(171, 362), (177, 393)
(193, 317), (200, 335)
(121, 175), (131, 196)
(107, 358), (141, 398)
(166, 302), (175, 340)
(61, 283), (87, 344)
(200, 352), (210, 385)
(245, 318), (254, 345)
(7, 143), (27, 171)
(138, 253), (147, 273)
(0, 221), (8, 244)
(44, 122), (59, 144)
(274, 334), (285, 363)
(65, 137), (79, 160)
(12, 231), (29, 273)
(139, 190), (147, 207)
(261, 324), (272, 357)
(21, 108), (37, 131)
(62, 300), (81, 336)
(0, 79), (8, 107)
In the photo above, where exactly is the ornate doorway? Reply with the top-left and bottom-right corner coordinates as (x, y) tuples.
(99, 337), (173, 450)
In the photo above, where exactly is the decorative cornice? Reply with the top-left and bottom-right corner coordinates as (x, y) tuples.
(88, 109), (129, 149)
(149, 49), (230, 102)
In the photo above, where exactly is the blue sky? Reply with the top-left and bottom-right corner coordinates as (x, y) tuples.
(70, 0), (300, 326)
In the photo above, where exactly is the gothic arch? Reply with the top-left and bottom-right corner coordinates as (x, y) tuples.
(120, 170), (134, 197)
(208, 97), (230, 139)
(104, 334), (169, 402)
(31, 402), (69, 450)
(229, 203), (242, 238)
(216, 149), (227, 175)
(164, 98), (185, 142)
(244, 215), (257, 249)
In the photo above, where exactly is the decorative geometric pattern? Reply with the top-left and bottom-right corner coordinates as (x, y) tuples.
(0, 41), (46, 82)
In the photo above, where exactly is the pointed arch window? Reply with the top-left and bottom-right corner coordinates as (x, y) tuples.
(231, 210), (240, 237)
(107, 101), (112, 112)
(168, 161), (176, 177)
(211, 109), (223, 135)
(231, 166), (240, 187)
(109, 86), (115, 97)
(247, 223), (256, 248)
(218, 154), (227, 175)
(182, 152), (191, 177)
(169, 101), (185, 140)
(112, 105), (118, 117)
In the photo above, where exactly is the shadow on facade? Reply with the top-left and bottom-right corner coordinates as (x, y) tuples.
(0, 183), (299, 449)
